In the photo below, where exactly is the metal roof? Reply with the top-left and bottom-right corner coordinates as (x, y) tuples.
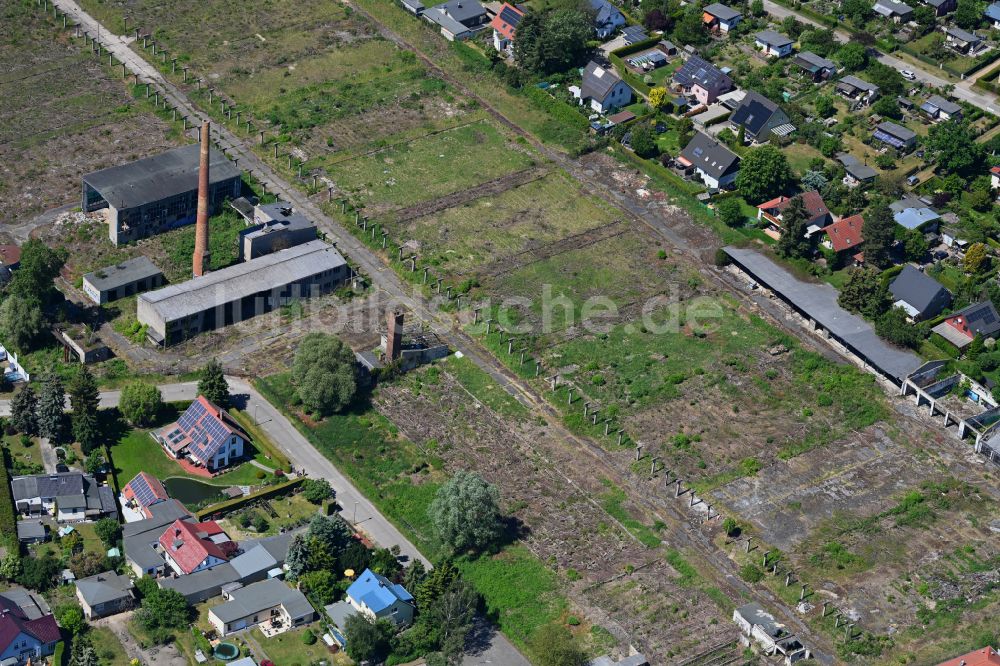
(210, 579), (313, 623)
(83, 256), (163, 292)
(138, 240), (346, 323)
(704, 2), (742, 19)
(945, 25), (981, 42)
(755, 30), (793, 47)
(730, 91), (785, 136)
(923, 94), (962, 115)
(724, 247), (921, 382)
(794, 51), (836, 71)
(82, 144), (241, 211)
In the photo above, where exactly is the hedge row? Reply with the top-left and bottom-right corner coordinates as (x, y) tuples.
(0, 449), (19, 554)
(195, 477), (304, 521)
(610, 36), (662, 58)
(974, 59), (1000, 94)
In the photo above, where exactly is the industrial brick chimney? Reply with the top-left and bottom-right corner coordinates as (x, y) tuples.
(386, 311), (404, 361)
(192, 121), (211, 277)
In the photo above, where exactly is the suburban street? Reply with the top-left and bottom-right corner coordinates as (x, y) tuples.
(762, 0), (1000, 113)
(0, 378), (529, 666)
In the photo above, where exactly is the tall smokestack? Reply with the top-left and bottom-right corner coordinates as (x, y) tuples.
(193, 121), (211, 277)
(386, 311), (404, 361)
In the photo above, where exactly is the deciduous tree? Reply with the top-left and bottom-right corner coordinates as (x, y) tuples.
(344, 615), (395, 664)
(836, 43), (868, 71)
(292, 333), (357, 415)
(529, 623), (587, 666)
(118, 381), (163, 427)
(428, 471), (504, 554)
(964, 242), (990, 273)
(716, 198), (745, 227)
(648, 86), (669, 110)
(735, 146), (795, 203)
(513, 9), (593, 74)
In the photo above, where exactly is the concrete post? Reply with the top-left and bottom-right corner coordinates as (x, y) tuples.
(145, 83), (150, 98)
(183, 67), (188, 82)
(835, 615), (841, 628)
(674, 479), (681, 498)
(171, 58), (176, 74)
(473, 309), (480, 324)
(822, 602), (829, 617)
(535, 362), (540, 376)
(246, 121), (251, 133)
(172, 109), (176, 121)
(689, 493), (695, 507)
(635, 444), (642, 461)
(583, 403), (589, 418)
(398, 247), (403, 260)
(122, 63), (126, 78)
(567, 388), (573, 404)
(409, 256), (416, 272)
(183, 117), (187, 131)
(550, 376), (557, 391)
(423, 267), (429, 284)
(592, 412), (597, 425)
(508, 340), (513, 355)
(800, 585), (807, 601)
(381, 233), (386, 249)
(746, 537), (752, 553)
(209, 89), (213, 103)
(312, 174), (317, 188)
(260, 131), (265, 144)
(617, 430), (623, 445)
(785, 572), (791, 587)
(446, 286), (452, 299)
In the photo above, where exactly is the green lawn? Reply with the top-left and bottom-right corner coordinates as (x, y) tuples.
(250, 626), (333, 664)
(442, 356), (529, 420)
(108, 405), (276, 490)
(220, 493), (320, 539)
(89, 627), (131, 666)
(72, 522), (106, 556)
(3, 434), (44, 474)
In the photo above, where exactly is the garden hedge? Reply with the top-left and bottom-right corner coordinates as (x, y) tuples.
(195, 477), (304, 521)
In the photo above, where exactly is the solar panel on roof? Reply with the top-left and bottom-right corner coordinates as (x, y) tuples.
(499, 6), (521, 25)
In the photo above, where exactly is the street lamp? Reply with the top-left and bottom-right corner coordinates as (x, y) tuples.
(353, 501), (359, 525)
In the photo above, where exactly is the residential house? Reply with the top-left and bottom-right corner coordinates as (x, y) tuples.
(755, 30), (794, 57)
(155, 395), (247, 473)
(838, 154), (878, 187)
(924, 0), (956, 15)
(15, 520), (47, 545)
(423, 0), (489, 40)
(943, 26), (983, 53)
(346, 569), (416, 627)
(822, 213), (865, 264)
(921, 94), (963, 121)
(873, 121), (917, 151)
(757, 191), (832, 239)
(677, 132), (741, 189)
(931, 302), (1000, 350)
(889, 265), (952, 319)
(873, 0), (914, 21)
(729, 91), (794, 142)
(672, 55), (733, 104)
(986, 2), (1000, 28)
(75, 571), (136, 619)
(936, 646), (1000, 666)
(836, 75), (880, 105)
(703, 3), (743, 32)
(208, 578), (315, 636)
(941, 223), (970, 250)
(491, 3), (524, 52)
(574, 61), (633, 113)
(0, 590), (60, 666)
(123, 499), (193, 577)
(159, 518), (235, 576)
(793, 51), (837, 80)
(121, 471), (170, 521)
(587, 0), (626, 38)
(891, 195), (940, 230)
(11, 472), (117, 523)
(991, 165), (1000, 189)
(733, 602), (812, 666)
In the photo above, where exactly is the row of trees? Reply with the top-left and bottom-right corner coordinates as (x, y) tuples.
(0, 240), (67, 353)
(9, 368), (99, 450)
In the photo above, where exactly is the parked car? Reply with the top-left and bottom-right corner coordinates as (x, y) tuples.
(901, 69), (916, 80)
(907, 174), (920, 186)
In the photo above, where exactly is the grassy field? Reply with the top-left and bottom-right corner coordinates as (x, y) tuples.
(440, 356), (529, 420)
(318, 120), (536, 212)
(219, 492), (319, 539)
(379, 170), (618, 279)
(89, 627), (131, 666)
(0, 0), (181, 227)
(254, 373), (569, 649)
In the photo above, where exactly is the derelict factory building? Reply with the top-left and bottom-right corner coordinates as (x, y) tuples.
(136, 240), (349, 345)
(81, 144), (242, 246)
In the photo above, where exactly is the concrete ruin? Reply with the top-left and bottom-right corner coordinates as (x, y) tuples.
(733, 602), (811, 666)
(357, 311), (448, 372)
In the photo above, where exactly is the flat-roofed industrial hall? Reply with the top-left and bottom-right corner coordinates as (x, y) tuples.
(137, 240), (348, 345)
(82, 144), (242, 246)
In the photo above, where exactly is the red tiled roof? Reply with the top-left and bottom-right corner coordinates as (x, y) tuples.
(0, 245), (21, 266)
(0, 594), (60, 652)
(823, 214), (865, 252)
(490, 3), (523, 40)
(758, 192), (830, 227)
(991, 166), (1000, 175)
(158, 519), (230, 574)
(937, 646), (1000, 666)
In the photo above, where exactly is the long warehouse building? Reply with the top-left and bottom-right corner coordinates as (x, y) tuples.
(82, 144), (242, 246)
(137, 240), (349, 345)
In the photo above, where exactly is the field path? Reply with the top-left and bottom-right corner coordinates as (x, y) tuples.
(48, 0), (838, 659)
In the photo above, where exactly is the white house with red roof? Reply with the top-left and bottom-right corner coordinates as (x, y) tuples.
(936, 646), (1000, 666)
(757, 192), (832, 240)
(491, 3), (524, 53)
(821, 214), (865, 264)
(0, 589), (60, 665)
(122, 472), (170, 521)
(158, 518), (235, 575)
(991, 165), (1000, 190)
(156, 396), (247, 473)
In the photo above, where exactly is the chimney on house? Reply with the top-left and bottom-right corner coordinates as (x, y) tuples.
(192, 121), (211, 277)
(386, 311), (404, 361)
